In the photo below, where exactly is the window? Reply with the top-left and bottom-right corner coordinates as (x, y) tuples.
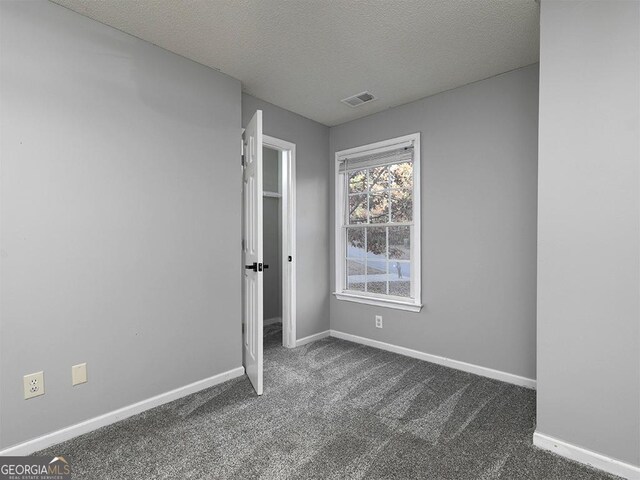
(334, 133), (422, 312)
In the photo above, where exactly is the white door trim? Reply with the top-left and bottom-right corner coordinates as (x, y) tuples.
(263, 135), (297, 349)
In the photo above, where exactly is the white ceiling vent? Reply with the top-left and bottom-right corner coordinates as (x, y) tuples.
(341, 91), (376, 108)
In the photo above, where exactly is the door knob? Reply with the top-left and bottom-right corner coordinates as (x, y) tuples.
(245, 262), (267, 272)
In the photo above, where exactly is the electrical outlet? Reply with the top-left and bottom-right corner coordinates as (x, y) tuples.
(23, 371), (45, 400)
(375, 315), (383, 329)
(72, 363), (88, 386)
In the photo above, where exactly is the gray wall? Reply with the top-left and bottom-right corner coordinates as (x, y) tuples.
(537, 0), (640, 466)
(242, 94), (330, 340)
(0, 1), (241, 449)
(329, 65), (539, 380)
(263, 147), (282, 320)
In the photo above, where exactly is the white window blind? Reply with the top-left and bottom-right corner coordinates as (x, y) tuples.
(338, 144), (414, 173)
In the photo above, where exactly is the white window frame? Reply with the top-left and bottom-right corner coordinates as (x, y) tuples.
(333, 132), (422, 312)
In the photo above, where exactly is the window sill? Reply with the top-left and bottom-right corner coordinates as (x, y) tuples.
(333, 292), (423, 312)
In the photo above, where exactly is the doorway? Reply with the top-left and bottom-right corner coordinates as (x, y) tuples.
(262, 136), (296, 350)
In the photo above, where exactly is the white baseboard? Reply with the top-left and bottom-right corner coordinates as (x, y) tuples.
(329, 330), (536, 389)
(264, 316), (282, 326)
(534, 431), (640, 479)
(296, 330), (331, 347)
(0, 366), (245, 456)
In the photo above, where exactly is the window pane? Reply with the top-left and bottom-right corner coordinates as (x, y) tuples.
(348, 170), (367, 194)
(369, 166), (388, 192)
(367, 261), (388, 294)
(390, 162), (413, 189)
(369, 192), (389, 224)
(367, 259), (387, 274)
(346, 227), (365, 258)
(349, 194), (368, 224)
(366, 227), (387, 259)
(346, 259), (365, 292)
(391, 188), (412, 222)
(389, 226), (410, 260)
(389, 261), (411, 297)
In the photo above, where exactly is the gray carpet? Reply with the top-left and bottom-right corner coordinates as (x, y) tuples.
(38, 323), (619, 479)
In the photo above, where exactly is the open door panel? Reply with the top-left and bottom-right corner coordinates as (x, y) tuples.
(242, 110), (263, 395)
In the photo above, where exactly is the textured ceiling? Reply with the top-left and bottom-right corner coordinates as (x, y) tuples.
(51, 0), (540, 126)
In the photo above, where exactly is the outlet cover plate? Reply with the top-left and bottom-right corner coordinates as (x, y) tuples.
(23, 371), (45, 399)
(72, 363), (88, 386)
(375, 315), (383, 328)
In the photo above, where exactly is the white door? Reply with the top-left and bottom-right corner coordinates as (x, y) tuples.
(242, 110), (263, 395)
